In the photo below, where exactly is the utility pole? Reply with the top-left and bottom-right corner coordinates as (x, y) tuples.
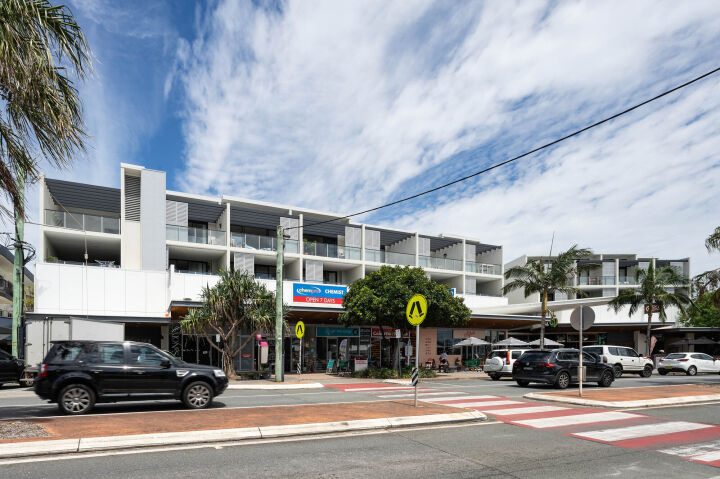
(11, 168), (26, 358)
(275, 225), (284, 382)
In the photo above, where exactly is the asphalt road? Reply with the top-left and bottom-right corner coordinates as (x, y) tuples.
(0, 372), (718, 419)
(2, 405), (720, 478)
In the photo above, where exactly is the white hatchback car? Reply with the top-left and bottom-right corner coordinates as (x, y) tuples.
(657, 352), (720, 376)
(483, 349), (531, 380)
(584, 345), (655, 378)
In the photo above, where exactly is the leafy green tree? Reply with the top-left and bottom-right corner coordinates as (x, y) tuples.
(181, 270), (286, 377)
(693, 226), (720, 310)
(503, 245), (592, 349)
(678, 292), (720, 328)
(339, 266), (471, 368)
(609, 262), (691, 355)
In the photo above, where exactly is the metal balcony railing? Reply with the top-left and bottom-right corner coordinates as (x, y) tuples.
(166, 225), (226, 246)
(45, 209), (120, 234)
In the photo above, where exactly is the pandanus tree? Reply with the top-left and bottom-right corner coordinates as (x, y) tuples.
(503, 245), (592, 349)
(609, 262), (691, 355)
(181, 270), (286, 377)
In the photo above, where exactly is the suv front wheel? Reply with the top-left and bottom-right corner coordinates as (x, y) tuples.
(58, 384), (95, 415)
(182, 381), (214, 409)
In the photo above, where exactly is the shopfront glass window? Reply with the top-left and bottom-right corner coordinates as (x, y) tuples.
(437, 329), (453, 355)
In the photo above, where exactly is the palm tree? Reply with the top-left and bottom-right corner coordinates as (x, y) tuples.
(1, 0), (90, 215)
(181, 270), (285, 377)
(2, 0), (90, 357)
(503, 245), (592, 348)
(706, 226), (720, 253)
(609, 262), (691, 356)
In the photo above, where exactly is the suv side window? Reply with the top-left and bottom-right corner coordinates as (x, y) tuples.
(619, 348), (635, 357)
(129, 345), (167, 366)
(558, 352), (579, 361)
(45, 343), (84, 364)
(582, 352), (597, 363)
(608, 347), (621, 356)
(703, 354), (715, 361)
(691, 354), (705, 360)
(84, 344), (125, 365)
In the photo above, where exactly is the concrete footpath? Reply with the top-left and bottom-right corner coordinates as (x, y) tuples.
(0, 400), (485, 459)
(526, 383), (720, 408)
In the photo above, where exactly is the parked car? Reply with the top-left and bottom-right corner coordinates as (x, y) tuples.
(512, 348), (615, 389)
(583, 345), (654, 378)
(0, 349), (24, 387)
(34, 341), (229, 415)
(483, 349), (531, 380)
(657, 352), (720, 376)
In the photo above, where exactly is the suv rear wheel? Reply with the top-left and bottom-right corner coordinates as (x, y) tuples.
(516, 379), (529, 387)
(555, 371), (570, 389)
(182, 381), (214, 409)
(488, 373), (501, 381)
(58, 384), (95, 415)
(639, 364), (653, 378)
(612, 364), (623, 378)
(597, 370), (613, 387)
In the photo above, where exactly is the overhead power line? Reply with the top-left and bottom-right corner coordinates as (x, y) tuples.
(289, 65), (720, 232)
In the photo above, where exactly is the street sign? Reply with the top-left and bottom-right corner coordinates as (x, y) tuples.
(295, 321), (305, 339)
(406, 294), (427, 326)
(570, 306), (595, 331)
(411, 367), (419, 387)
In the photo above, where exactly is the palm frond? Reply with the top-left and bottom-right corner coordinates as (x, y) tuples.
(706, 226), (720, 253)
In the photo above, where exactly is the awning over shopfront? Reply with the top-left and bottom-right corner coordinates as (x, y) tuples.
(25, 313), (170, 324)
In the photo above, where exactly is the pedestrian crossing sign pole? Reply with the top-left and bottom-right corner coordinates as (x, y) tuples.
(406, 294), (427, 407)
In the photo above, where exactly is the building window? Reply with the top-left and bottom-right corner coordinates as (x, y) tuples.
(170, 259), (209, 274)
(323, 271), (339, 284)
(437, 329), (453, 355)
(254, 265), (276, 280)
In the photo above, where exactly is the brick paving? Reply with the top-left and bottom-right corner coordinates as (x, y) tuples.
(538, 383), (720, 401)
(0, 400), (463, 444)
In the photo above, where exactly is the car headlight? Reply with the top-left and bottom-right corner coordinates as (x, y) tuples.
(213, 369), (226, 378)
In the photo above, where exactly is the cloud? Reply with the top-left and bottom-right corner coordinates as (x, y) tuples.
(172, 1), (720, 272)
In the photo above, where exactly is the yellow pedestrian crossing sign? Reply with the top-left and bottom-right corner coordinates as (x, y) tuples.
(406, 294), (427, 326)
(295, 321), (305, 339)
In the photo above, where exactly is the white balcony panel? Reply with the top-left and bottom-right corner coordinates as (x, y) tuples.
(35, 263), (168, 317)
(459, 294), (508, 313)
(169, 272), (221, 302)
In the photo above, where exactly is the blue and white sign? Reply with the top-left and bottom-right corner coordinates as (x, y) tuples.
(293, 283), (348, 305)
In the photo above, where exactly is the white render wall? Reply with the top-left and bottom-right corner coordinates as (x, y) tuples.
(35, 263), (168, 317)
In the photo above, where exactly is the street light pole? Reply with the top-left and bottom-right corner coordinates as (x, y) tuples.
(11, 167), (26, 358)
(275, 225), (284, 382)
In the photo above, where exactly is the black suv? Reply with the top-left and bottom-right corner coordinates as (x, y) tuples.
(34, 341), (229, 414)
(512, 348), (615, 389)
(0, 349), (24, 387)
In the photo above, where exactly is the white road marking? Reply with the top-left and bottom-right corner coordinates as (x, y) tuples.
(513, 411), (639, 429)
(659, 439), (720, 461)
(377, 391), (463, 398)
(422, 395), (499, 403)
(338, 386), (420, 392)
(574, 421), (714, 442)
(438, 400), (523, 408)
(487, 406), (569, 416)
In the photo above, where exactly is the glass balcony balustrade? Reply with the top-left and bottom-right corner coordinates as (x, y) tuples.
(465, 261), (500, 275)
(385, 251), (416, 266)
(166, 225), (226, 246)
(578, 276), (616, 286)
(45, 209), (120, 234)
(419, 255), (462, 271)
(365, 249), (384, 263)
(303, 241), (361, 260)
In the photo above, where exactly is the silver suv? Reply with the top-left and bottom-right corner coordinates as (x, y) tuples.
(583, 345), (654, 378)
(483, 349), (531, 380)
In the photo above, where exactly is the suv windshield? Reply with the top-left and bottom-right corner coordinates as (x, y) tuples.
(519, 351), (551, 362)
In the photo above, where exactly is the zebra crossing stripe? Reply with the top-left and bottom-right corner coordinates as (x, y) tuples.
(423, 395), (499, 403)
(377, 391), (464, 398)
(487, 406), (570, 416)
(441, 400), (523, 408)
(513, 411), (639, 429)
(573, 421), (714, 442)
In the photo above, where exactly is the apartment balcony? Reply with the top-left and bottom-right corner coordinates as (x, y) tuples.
(419, 255), (462, 271)
(166, 225), (226, 246)
(466, 261), (501, 275)
(45, 209), (120, 234)
(303, 242), (361, 260)
(365, 249), (384, 263)
(230, 232), (298, 254)
(385, 251), (415, 266)
(618, 276), (636, 285)
(578, 276), (616, 286)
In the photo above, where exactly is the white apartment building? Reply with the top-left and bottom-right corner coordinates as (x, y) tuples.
(488, 253), (692, 352)
(32, 164), (539, 372)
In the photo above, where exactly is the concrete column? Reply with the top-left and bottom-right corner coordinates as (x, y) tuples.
(414, 233), (419, 267)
